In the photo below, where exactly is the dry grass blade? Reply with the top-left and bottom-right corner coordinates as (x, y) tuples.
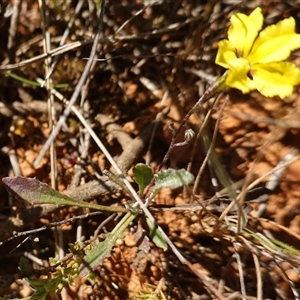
(33, 1), (106, 167)
(0, 40), (92, 71)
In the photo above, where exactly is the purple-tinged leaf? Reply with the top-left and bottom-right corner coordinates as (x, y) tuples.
(3, 176), (78, 206)
(133, 222), (150, 252)
(2, 176), (127, 213)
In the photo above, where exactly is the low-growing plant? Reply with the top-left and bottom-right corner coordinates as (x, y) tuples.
(1, 3), (300, 300)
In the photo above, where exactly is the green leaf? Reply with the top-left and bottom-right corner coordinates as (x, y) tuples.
(154, 169), (194, 192)
(146, 217), (168, 251)
(80, 212), (136, 277)
(2, 176), (127, 213)
(19, 257), (33, 273)
(133, 163), (153, 194)
(5, 72), (42, 87)
(80, 234), (119, 277)
(5, 71), (70, 88)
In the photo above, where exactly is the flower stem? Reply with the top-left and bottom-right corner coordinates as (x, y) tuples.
(159, 72), (227, 169)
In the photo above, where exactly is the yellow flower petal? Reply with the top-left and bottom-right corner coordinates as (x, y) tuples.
(228, 7), (263, 57)
(215, 40), (236, 68)
(216, 40), (251, 71)
(225, 68), (256, 94)
(252, 62), (300, 98)
(248, 17), (300, 63)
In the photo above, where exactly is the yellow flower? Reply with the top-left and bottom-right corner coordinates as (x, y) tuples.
(216, 7), (300, 99)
